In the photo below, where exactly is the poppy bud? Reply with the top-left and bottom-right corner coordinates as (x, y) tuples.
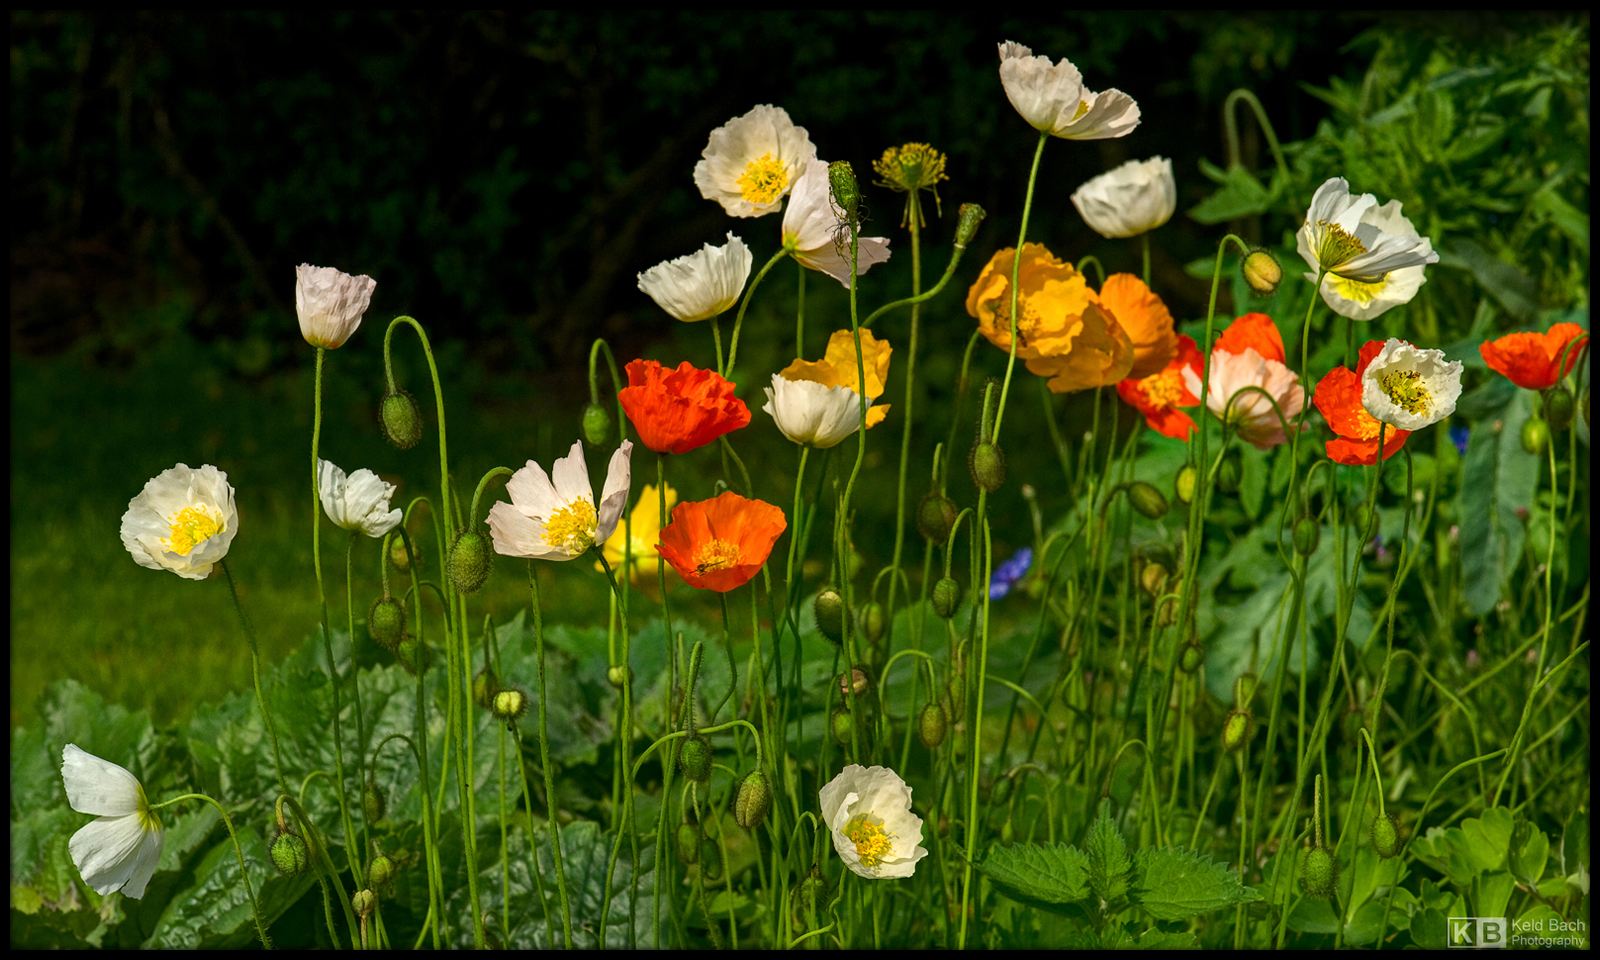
(1293, 516), (1321, 557)
(582, 402), (613, 447)
(916, 492), (959, 545)
(1175, 465), (1197, 505)
(954, 203), (987, 248)
(699, 839), (724, 882)
(389, 534), (421, 573)
(1222, 709), (1251, 752)
(271, 831), (311, 877)
(1241, 249), (1283, 296)
(1521, 417), (1550, 455)
(1543, 387), (1574, 431)
(859, 602), (886, 645)
(814, 588), (845, 644)
(368, 594), (407, 652)
(917, 702), (948, 748)
(734, 770), (772, 830)
(1371, 813), (1401, 859)
(680, 734), (712, 784)
(492, 687), (529, 724)
(352, 888), (378, 919)
(1179, 641), (1204, 674)
(970, 441), (1006, 492)
(1157, 596), (1178, 627)
(1300, 844), (1337, 900)
(1126, 481), (1169, 519)
(827, 161), (860, 220)
(1348, 502), (1375, 535)
(1139, 561), (1169, 599)
(676, 821), (700, 865)
(830, 708), (854, 746)
(379, 389), (423, 450)
(363, 777), (387, 823)
(473, 666), (501, 709)
(1216, 452), (1242, 493)
(838, 665), (871, 699)
(367, 853), (397, 890)
(447, 528), (493, 595)
(607, 664), (629, 688)
(1234, 672), (1258, 705)
(396, 635), (432, 676)
(932, 576), (961, 619)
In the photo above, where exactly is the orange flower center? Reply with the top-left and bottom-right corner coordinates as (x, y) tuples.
(692, 538), (743, 576)
(1140, 370), (1185, 409)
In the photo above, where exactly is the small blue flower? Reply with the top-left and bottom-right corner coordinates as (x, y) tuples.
(989, 547), (1033, 600)
(1449, 425), (1470, 455)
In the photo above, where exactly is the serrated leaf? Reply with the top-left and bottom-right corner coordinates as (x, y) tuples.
(974, 841), (1091, 905)
(1411, 906), (1448, 949)
(1132, 846), (1261, 920)
(1448, 239), (1539, 321)
(1458, 397), (1538, 614)
(1187, 160), (1274, 224)
(1288, 896), (1340, 934)
(1085, 800), (1131, 902)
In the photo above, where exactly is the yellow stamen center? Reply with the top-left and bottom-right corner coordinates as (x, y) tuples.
(136, 783), (162, 834)
(1314, 221), (1368, 269)
(544, 499), (598, 554)
(1141, 370), (1184, 409)
(1379, 370), (1431, 417)
(1071, 99), (1090, 122)
(692, 538), (743, 576)
(844, 814), (894, 868)
(738, 153), (788, 205)
(1328, 273), (1388, 304)
(164, 506), (221, 556)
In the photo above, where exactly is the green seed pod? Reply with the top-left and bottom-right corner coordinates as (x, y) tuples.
(917, 701), (948, 749)
(389, 533), (421, 573)
(916, 492), (959, 545)
(830, 708), (854, 746)
(396, 634), (431, 676)
(1178, 641), (1204, 674)
(473, 666), (501, 710)
(607, 664), (629, 688)
(363, 777), (387, 824)
(699, 838), (724, 882)
(814, 588), (845, 644)
(1175, 465), (1197, 506)
(367, 853), (398, 890)
(970, 441), (1006, 492)
(1216, 452), (1242, 493)
(1348, 502), (1375, 535)
(1293, 516), (1321, 557)
(676, 821), (700, 865)
(447, 529), (493, 595)
(1126, 481), (1169, 519)
(367, 594), (407, 652)
(827, 161), (860, 220)
(931, 577), (961, 619)
(734, 770), (773, 830)
(1241, 249), (1283, 296)
(954, 203), (987, 248)
(1300, 844), (1337, 900)
(1543, 387), (1575, 431)
(1521, 417), (1550, 455)
(943, 679), (965, 722)
(379, 389), (423, 450)
(581, 401), (613, 447)
(1222, 709), (1251, 752)
(492, 687), (529, 724)
(270, 831), (311, 877)
(680, 734), (713, 784)
(859, 602), (886, 645)
(1371, 813), (1401, 859)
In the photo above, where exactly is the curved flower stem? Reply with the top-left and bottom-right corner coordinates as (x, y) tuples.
(594, 551), (642, 946)
(1223, 88), (1292, 187)
(152, 792), (272, 948)
(724, 248), (790, 379)
(218, 560), (288, 797)
(372, 732), (441, 948)
(858, 228), (974, 329)
(526, 561), (573, 947)
(343, 532), (371, 868)
(990, 129), (1049, 442)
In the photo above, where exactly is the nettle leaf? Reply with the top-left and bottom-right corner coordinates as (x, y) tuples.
(1132, 846), (1262, 920)
(1085, 800), (1132, 902)
(974, 841), (1092, 907)
(1188, 159), (1274, 224)
(1458, 392), (1538, 614)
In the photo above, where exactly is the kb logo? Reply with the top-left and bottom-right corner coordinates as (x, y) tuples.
(1449, 917), (1507, 948)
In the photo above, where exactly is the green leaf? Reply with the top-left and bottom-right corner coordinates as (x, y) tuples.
(1473, 870), (1515, 920)
(1461, 807), (1514, 875)
(1132, 846), (1261, 920)
(1187, 160), (1273, 224)
(1444, 239), (1540, 322)
(1458, 395), (1539, 614)
(974, 841), (1091, 906)
(1510, 818), (1549, 884)
(1343, 899), (1392, 946)
(1411, 907), (1448, 949)
(1085, 800), (1132, 903)
(1530, 186), (1590, 256)
(1454, 376), (1517, 420)
(1287, 896), (1340, 934)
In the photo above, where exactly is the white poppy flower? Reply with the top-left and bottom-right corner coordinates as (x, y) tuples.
(637, 232), (753, 323)
(1296, 179), (1439, 304)
(295, 264), (376, 349)
(762, 374), (873, 449)
(1361, 339), (1463, 431)
(997, 41), (1140, 140)
(819, 764), (929, 879)
(1071, 156), (1176, 238)
(62, 744), (164, 899)
(693, 104), (817, 218)
(487, 440), (633, 561)
(781, 159), (891, 287)
(317, 459), (403, 538)
(119, 463), (239, 580)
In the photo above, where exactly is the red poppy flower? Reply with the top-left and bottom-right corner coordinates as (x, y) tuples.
(618, 359), (751, 455)
(1116, 334), (1202, 439)
(657, 491), (786, 593)
(1312, 339), (1410, 465)
(1213, 312), (1286, 363)
(1479, 323), (1589, 391)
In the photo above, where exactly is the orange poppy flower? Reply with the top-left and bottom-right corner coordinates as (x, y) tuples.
(1213, 312), (1286, 363)
(1479, 323), (1589, 391)
(965, 243), (1094, 360)
(1116, 334), (1201, 439)
(656, 491), (787, 593)
(619, 359), (751, 455)
(1097, 273), (1176, 379)
(1313, 340), (1410, 465)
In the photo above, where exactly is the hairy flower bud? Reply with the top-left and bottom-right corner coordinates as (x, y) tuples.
(447, 528), (493, 595)
(830, 707), (855, 746)
(1222, 709), (1251, 752)
(582, 402), (613, 447)
(1216, 452), (1242, 494)
(859, 602), (886, 645)
(814, 588), (845, 644)
(1139, 561), (1169, 599)
(492, 687), (529, 724)
(379, 389), (423, 450)
(1293, 516), (1322, 557)
(1543, 387), (1574, 431)
(368, 594), (406, 652)
(970, 441), (1006, 492)
(271, 831), (311, 877)
(734, 770), (773, 830)
(367, 853), (398, 890)
(954, 203), (987, 248)
(1301, 844), (1337, 900)
(1175, 465), (1197, 506)
(1521, 417), (1550, 455)
(363, 776), (387, 824)
(916, 492), (959, 545)
(827, 161), (860, 221)
(917, 702), (948, 749)
(680, 734), (713, 784)
(932, 576), (961, 619)
(607, 664), (629, 688)
(1371, 813), (1401, 859)
(396, 635), (431, 676)
(676, 820), (700, 865)
(1126, 481), (1169, 519)
(389, 533), (422, 573)
(1179, 641), (1204, 674)
(1241, 249), (1283, 296)
(699, 839), (724, 883)
(473, 666), (501, 710)
(352, 888), (378, 919)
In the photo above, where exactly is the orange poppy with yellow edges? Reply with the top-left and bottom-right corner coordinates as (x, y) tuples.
(1313, 340), (1410, 465)
(657, 491), (787, 593)
(1479, 323), (1589, 391)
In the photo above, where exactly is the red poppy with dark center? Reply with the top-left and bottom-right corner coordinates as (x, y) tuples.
(1116, 334), (1202, 439)
(1313, 340), (1410, 465)
(1479, 323), (1589, 391)
(657, 492), (786, 593)
(619, 359), (751, 455)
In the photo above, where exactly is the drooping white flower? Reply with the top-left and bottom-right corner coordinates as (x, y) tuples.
(295, 264), (376, 349)
(1296, 179), (1439, 318)
(781, 159), (891, 287)
(1071, 156), (1176, 238)
(693, 104), (817, 218)
(1361, 339), (1463, 431)
(119, 463), (239, 580)
(763, 374), (874, 449)
(997, 41), (1140, 140)
(62, 744), (164, 900)
(487, 440), (633, 561)
(819, 764), (929, 879)
(637, 232), (753, 323)
(317, 459), (403, 538)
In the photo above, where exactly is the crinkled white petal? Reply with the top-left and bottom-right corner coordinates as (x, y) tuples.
(62, 744), (141, 817)
(1360, 339), (1463, 431)
(763, 376), (867, 448)
(637, 233), (752, 322)
(782, 159), (891, 287)
(490, 440), (632, 561)
(1317, 265), (1427, 322)
(317, 459), (402, 537)
(550, 440), (595, 510)
(1071, 156), (1176, 238)
(118, 463), (238, 580)
(692, 104), (817, 218)
(1054, 87), (1141, 140)
(296, 263), (376, 349)
(1297, 178), (1438, 281)
(62, 744), (163, 900)
(595, 440), (634, 546)
(487, 500), (563, 561)
(997, 40), (1085, 133)
(819, 764), (929, 880)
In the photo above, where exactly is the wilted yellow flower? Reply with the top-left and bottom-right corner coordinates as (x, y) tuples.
(596, 482), (677, 583)
(779, 329), (893, 429)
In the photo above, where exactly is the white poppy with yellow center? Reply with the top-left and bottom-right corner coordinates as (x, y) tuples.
(317, 459), (403, 538)
(637, 232), (753, 323)
(693, 104), (816, 218)
(1361, 339), (1462, 431)
(488, 440), (633, 561)
(62, 744), (164, 900)
(763, 374), (875, 449)
(295, 263), (376, 349)
(997, 41), (1140, 140)
(781, 158), (891, 287)
(119, 463), (238, 580)
(819, 764), (928, 879)
(1296, 178), (1438, 320)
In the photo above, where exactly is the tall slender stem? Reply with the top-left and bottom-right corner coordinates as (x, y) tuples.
(528, 561), (574, 947)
